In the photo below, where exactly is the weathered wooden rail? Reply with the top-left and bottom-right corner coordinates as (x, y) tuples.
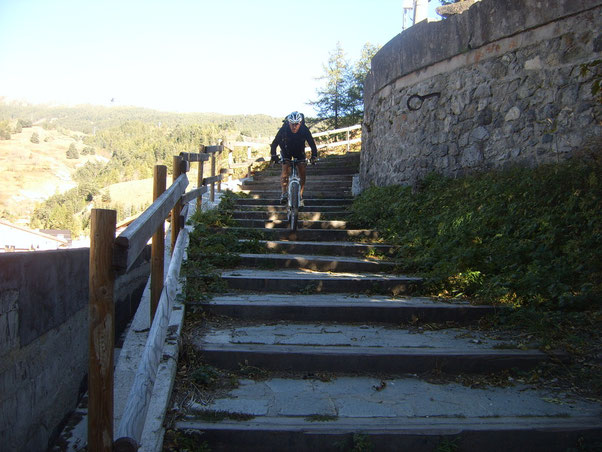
(309, 124), (362, 153)
(87, 143), (269, 452)
(86, 124), (361, 451)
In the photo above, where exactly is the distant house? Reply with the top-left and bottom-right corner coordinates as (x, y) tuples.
(40, 229), (72, 246)
(0, 220), (69, 252)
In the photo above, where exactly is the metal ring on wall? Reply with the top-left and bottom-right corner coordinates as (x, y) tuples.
(407, 92), (441, 111)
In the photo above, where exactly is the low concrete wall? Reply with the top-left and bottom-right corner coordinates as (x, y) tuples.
(361, 0), (602, 189)
(0, 247), (149, 451)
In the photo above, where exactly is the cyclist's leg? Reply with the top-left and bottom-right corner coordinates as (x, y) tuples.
(298, 161), (307, 197)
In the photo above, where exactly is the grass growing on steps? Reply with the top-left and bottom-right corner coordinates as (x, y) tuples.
(349, 158), (601, 310)
(182, 191), (266, 300)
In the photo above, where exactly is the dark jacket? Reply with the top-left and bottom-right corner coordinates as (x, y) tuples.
(271, 123), (318, 161)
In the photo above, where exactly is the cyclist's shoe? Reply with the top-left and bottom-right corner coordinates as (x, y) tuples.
(280, 193), (287, 204)
(299, 198), (305, 207)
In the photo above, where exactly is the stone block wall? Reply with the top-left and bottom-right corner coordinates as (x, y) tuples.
(0, 247), (149, 451)
(360, 0), (602, 189)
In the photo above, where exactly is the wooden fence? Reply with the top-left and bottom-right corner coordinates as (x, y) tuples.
(87, 142), (270, 452)
(309, 124), (362, 153)
(87, 124), (361, 451)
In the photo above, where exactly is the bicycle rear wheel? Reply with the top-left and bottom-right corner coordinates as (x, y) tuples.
(289, 182), (299, 231)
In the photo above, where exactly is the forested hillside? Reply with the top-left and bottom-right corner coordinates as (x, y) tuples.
(0, 102), (282, 137)
(0, 102), (283, 236)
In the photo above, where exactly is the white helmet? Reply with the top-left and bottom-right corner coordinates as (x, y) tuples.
(287, 111), (303, 125)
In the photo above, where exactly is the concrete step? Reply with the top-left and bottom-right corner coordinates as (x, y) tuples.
(232, 219), (352, 230)
(259, 167), (358, 176)
(232, 211), (350, 221)
(219, 269), (421, 295)
(263, 158), (359, 168)
(240, 183), (350, 192)
(250, 174), (354, 183)
(192, 320), (564, 374)
(313, 152), (360, 162)
(234, 205), (350, 214)
(236, 253), (396, 272)
(197, 294), (497, 324)
(254, 239), (396, 258)
(234, 198), (352, 207)
(237, 190), (353, 199)
(243, 176), (352, 183)
(176, 381), (601, 452)
(225, 227), (379, 242)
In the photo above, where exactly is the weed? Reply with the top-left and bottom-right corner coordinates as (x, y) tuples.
(183, 191), (268, 301)
(436, 437), (460, 452)
(305, 414), (338, 422)
(163, 429), (210, 451)
(566, 435), (602, 452)
(190, 364), (221, 386)
(300, 283), (318, 294)
(492, 342), (528, 350)
(237, 360), (270, 380)
(195, 409), (255, 423)
(350, 433), (373, 452)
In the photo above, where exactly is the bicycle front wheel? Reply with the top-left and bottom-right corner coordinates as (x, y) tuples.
(289, 182), (299, 231)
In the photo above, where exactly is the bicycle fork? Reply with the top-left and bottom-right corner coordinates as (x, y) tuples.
(288, 162), (301, 230)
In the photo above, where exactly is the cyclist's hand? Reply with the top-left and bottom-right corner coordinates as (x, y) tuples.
(310, 156), (318, 165)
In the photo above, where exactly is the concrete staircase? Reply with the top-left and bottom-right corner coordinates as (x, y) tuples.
(171, 153), (602, 451)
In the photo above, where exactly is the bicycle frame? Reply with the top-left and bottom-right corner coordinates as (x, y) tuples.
(287, 158), (302, 231)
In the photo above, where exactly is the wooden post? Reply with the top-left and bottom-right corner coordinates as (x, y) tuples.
(151, 165), (166, 322)
(210, 152), (216, 202)
(88, 208), (116, 452)
(228, 148), (234, 167)
(346, 129), (350, 153)
(247, 146), (252, 177)
(197, 145), (205, 210)
(171, 155), (183, 253)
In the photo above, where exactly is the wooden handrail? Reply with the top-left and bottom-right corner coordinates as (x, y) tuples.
(113, 173), (188, 272)
(88, 139), (241, 451)
(312, 123), (361, 138)
(114, 225), (189, 449)
(315, 137), (362, 150)
(181, 185), (208, 205)
(179, 152), (210, 162)
(309, 123), (361, 153)
(205, 144), (224, 154)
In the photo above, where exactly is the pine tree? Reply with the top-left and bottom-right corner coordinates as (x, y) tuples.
(345, 43), (380, 126)
(311, 42), (380, 129)
(310, 42), (351, 129)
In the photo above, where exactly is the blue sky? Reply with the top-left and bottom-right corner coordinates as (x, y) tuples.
(0, 0), (446, 117)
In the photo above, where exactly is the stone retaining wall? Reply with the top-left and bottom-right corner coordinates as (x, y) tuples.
(360, 0), (602, 189)
(0, 247), (149, 451)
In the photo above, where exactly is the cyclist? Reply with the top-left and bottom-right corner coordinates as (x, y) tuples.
(270, 111), (318, 207)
